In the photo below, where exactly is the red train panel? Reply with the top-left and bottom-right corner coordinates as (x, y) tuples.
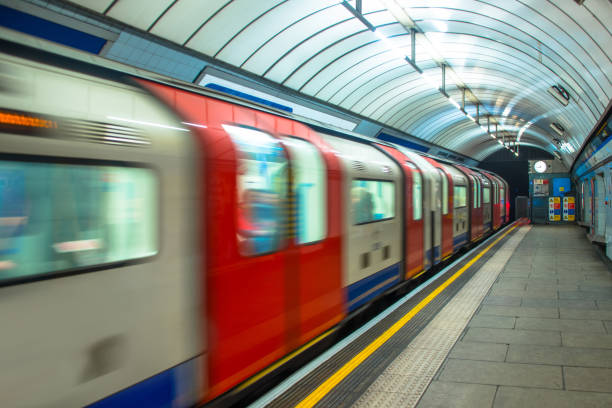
(423, 157), (454, 260)
(141, 80), (344, 400)
(454, 165), (484, 242)
(376, 144), (425, 279)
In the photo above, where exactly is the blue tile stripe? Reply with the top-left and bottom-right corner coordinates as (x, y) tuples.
(347, 263), (401, 311)
(0, 5), (106, 54)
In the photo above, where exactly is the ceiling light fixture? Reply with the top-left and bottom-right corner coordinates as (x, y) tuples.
(344, 0), (518, 156)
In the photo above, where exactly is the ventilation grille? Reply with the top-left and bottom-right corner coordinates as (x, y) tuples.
(352, 160), (366, 171)
(62, 119), (151, 147)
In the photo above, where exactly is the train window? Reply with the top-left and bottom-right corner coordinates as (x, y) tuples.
(500, 188), (505, 206)
(224, 124), (287, 256)
(407, 163), (422, 220)
(483, 187), (491, 204)
(438, 169), (448, 215)
(476, 178), (481, 208)
(0, 160), (157, 283)
(454, 186), (467, 208)
(281, 137), (326, 244)
(351, 180), (394, 224)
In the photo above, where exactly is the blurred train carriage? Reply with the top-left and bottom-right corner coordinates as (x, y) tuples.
(0, 36), (510, 407)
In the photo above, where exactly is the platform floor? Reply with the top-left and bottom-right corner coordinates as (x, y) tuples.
(251, 223), (612, 408)
(414, 224), (612, 408)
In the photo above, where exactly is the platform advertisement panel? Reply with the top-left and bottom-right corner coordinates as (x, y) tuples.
(549, 197), (561, 221)
(563, 196), (575, 221)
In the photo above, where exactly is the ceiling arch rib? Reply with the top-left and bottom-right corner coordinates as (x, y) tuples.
(424, 27), (605, 119)
(413, 4), (612, 96)
(63, 0), (612, 163)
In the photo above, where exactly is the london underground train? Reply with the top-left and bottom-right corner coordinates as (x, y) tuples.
(0, 32), (509, 407)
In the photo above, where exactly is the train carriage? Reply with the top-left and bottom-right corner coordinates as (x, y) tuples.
(320, 135), (402, 312)
(0, 35), (511, 407)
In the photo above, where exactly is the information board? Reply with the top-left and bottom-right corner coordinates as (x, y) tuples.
(563, 196), (575, 221)
(548, 197), (561, 221)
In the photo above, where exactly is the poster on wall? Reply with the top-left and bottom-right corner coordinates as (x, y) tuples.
(549, 197), (561, 221)
(563, 196), (575, 221)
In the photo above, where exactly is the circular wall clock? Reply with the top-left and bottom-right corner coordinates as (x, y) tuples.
(534, 160), (547, 173)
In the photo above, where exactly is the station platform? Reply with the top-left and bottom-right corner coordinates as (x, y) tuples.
(250, 222), (612, 408)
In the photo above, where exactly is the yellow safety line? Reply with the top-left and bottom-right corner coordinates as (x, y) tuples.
(295, 221), (521, 408)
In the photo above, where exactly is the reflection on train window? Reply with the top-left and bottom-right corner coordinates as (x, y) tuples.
(351, 180), (394, 224)
(454, 186), (467, 208)
(483, 187), (491, 204)
(406, 162), (422, 220)
(224, 124), (287, 256)
(438, 169), (448, 215)
(500, 188), (505, 206)
(282, 137), (325, 244)
(0, 161), (157, 282)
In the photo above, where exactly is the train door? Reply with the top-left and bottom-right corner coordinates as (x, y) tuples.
(408, 153), (442, 265)
(480, 174), (492, 233)
(424, 156), (453, 261)
(397, 149), (439, 268)
(435, 168), (453, 259)
(444, 164), (469, 250)
(279, 134), (344, 345)
(500, 183), (507, 223)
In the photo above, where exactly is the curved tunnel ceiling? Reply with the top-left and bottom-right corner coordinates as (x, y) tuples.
(66, 0), (612, 164)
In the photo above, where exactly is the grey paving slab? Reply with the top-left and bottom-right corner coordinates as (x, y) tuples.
(438, 359), (563, 389)
(558, 299), (598, 309)
(490, 288), (559, 299)
(416, 381), (497, 408)
(562, 332), (612, 348)
(449, 341), (508, 362)
(519, 298), (559, 308)
(491, 280), (528, 290)
(493, 386), (612, 408)
(564, 367), (612, 392)
(559, 290), (612, 300)
(506, 344), (612, 368)
(479, 305), (559, 318)
(559, 308), (612, 320)
(583, 277), (612, 285)
(515, 317), (606, 333)
(463, 327), (561, 346)
(596, 300), (612, 310)
(605, 321), (612, 334)
(468, 315), (516, 329)
(483, 295), (522, 306)
(500, 270), (531, 278)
